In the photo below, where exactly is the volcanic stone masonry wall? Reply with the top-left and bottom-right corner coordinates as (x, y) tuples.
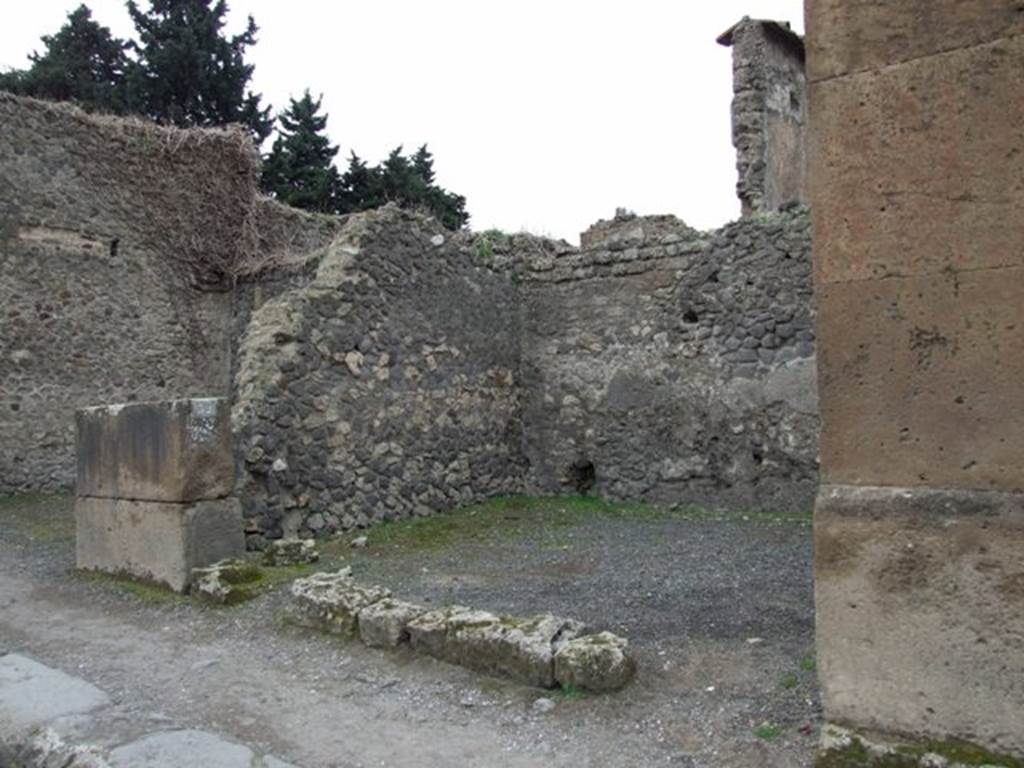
(519, 208), (817, 512)
(229, 205), (818, 541)
(232, 207), (527, 544)
(1, 61), (818, 531)
(0, 93), (258, 492)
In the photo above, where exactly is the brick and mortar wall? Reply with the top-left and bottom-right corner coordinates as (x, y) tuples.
(0, 94), (256, 492)
(520, 208), (817, 512)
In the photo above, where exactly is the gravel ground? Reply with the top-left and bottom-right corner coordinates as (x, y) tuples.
(0, 494), (821, 767)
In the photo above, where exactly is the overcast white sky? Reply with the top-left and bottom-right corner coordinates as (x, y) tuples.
(1, 1), (804, 242)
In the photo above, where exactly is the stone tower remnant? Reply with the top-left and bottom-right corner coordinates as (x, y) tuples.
(718, 17), (808, 216)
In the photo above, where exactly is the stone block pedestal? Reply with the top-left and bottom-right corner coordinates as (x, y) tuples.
(75, 497), (244, 593)
(74, 397), (242, 592)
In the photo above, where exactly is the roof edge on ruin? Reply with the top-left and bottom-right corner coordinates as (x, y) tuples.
(716, 17), (805, 59)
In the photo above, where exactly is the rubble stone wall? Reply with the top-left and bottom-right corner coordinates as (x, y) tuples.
(520, 208), (818, 512)
(232, 207), (526, 544)
(0, 94), (257, 492)
(722, 19), (808, 215)
(1, 86), (818, 530)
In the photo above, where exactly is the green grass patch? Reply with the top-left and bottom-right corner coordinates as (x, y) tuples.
(779, 672), (799, 689)
(559, 682), (586, 701)
(359, 494), (809, 554)
(799, 655), (817, 672)
(474, 228), (510, 262)
(78, 570), (186, 605)
(754, 722), (782, 741)
(0, 493), (75, 542)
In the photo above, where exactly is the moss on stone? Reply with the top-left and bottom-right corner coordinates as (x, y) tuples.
(917, 740), (1023, 767)
(217, 562), (263, 584)
(357, 494), (810, 555)
(79, 570), (186, 605)
(817, 733), (1023, 768)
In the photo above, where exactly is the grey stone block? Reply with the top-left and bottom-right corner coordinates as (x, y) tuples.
(109, 729), (252, 768)
(290, 569), (390, 634)
(76, 398), (233, 502)
(0, 654), (110, 735)
(358, 599), (427, 648)
(75, 497), (244, 592)
(408, 608), (585, 688)
(553, 632), (637, 692)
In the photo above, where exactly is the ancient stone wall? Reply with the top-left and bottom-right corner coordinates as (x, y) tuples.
(0, 94), (257, 492)
(807, 0), (1024, 758)
(520, 208), (818, 512)
(2, 43), (818, 529)
(719, 18), (807, 216)
(232, 207), (526, 544)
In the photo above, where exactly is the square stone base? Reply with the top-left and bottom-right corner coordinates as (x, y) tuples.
(75, 497), (244, 592)
(815, 484), (1024, 758)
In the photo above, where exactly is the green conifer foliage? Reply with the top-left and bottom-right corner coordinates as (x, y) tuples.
(261, 90), (341, 213)
(126, 0), (272, 141)
(0, 5), (129, 113)
(338, 144), (469, 230)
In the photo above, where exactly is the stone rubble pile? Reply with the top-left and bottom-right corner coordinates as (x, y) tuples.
(262, 538), (319, 567)
(190, 560), (264, 605)
(290, 568), (636, 692)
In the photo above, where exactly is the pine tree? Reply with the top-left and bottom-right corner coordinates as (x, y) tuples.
(337, 144), (469, 230)
(261, 91), (341, 213)
(0, 5), (129, 113)
(337, 152), (385, 214)
(125, 0), (272, 142)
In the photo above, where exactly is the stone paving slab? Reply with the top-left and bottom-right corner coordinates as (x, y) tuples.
(0, 653), (298, 768)
(0, 653), (110, 733)
(109, 729), (257, 768)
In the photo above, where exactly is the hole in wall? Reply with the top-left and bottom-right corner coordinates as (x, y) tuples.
(682, 308), (699, 324)
(567, 458), (596, 494)
(109, 237), (119, 257)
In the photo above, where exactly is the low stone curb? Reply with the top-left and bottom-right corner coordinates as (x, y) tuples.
(290, 568), (637, 692)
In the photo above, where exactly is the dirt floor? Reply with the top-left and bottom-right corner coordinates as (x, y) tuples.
(0, 494), (821, 767)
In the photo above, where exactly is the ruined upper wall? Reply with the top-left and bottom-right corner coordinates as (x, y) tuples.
(1, 84), (818, 522)
(233, 207), (527, 543)
(719, 18), (807, 216)
(520, 208), (818, 511)
(0, 93), (256, 491)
